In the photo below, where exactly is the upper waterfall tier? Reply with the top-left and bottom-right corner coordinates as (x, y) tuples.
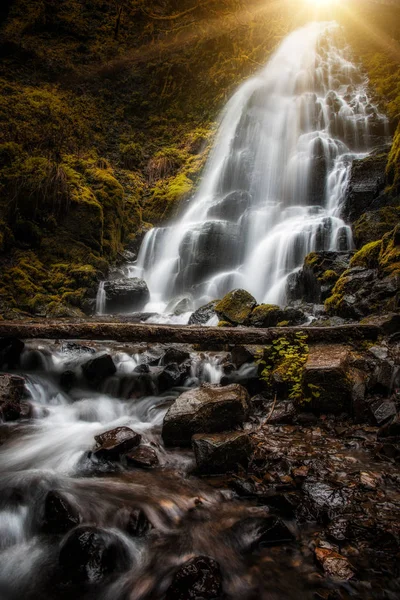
(133, 21), (389, 313)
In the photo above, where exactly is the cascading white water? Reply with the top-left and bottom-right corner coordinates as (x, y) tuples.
(132, 21), (389, 313)
(96, 281), (106, 315)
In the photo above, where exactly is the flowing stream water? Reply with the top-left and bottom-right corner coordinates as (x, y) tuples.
(130, 20), (388, 315)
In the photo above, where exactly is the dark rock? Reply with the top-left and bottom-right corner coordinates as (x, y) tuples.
(103, 278), (150, 314)
(82, 353), (117, 385)
(189, 300), (219, 326)
(0, 337), (24, 369)
(228, 515), (294, 550)
(303, 481), (346, 521)
(62, 342), (95, 355)
(220, 363), (264, 396)
(372, 401), (397, 425)
(133, 363), (150, 374)
(59, 370), (77, 392)
(43, 491), (80, 534)
(315, 547), (354, 581)
(165, 556), (222, 600)
(231, 345), (259, 368)
(0, 373), (28, 421)
(343, 150), (388, 223)
(158, 363), (182, 392)
(192, 431), (252, 474)
(126, 446), (159, 469)
(262, 493), (299, 518)
(215, 289), (257, 325)
(327, 518), (349, 543)
(94, 427), (141, 460)
(161, 347), (191, 366)
(378, 415), (400, 439)
(302, 345), (352, 414)
(207, 190), (252, 221)
(247, 304), (306, 328)
(162, 384), (249, 447)
(267, 401), (296, 424)
(127, 509), (151, 537)
(59, 526), (131, 584)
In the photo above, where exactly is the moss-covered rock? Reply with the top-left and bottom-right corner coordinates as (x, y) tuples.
(379, 225), (400, 277)
(350, 240), (382, 269)
(215, 289), (257, 325)
(353, 205), (400, 247)
(247, 304), (306, 328)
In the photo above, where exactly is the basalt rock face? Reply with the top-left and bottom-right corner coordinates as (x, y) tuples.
(287, 251), (353, 304)
(206, 190), (252, 221)
(343, 149), (389, 223)
(162, 383), (249, 447)
(103, 278), (150, 314)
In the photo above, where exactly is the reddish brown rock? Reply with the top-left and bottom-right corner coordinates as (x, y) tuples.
(94, 427), (141, 460)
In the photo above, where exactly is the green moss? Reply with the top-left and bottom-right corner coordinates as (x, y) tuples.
(215, 289), (257, 325)
(350, 240), (382, 269)
(379, 225), (400, 276)
(218, 320), (235, 328)
(320, 269), (339, 283)
(354, 205), (400, 247)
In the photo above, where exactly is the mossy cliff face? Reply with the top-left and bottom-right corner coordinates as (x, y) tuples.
(0, 0), (292, 317)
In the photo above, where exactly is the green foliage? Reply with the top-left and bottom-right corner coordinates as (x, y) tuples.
(258, 332), (309, 401)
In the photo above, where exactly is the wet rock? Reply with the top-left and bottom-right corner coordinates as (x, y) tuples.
(267, 400), (296, 424)
(162, 383), (249, 447)
(126, 446), (159, 469)
(287, 251), (352, 303)
(326, 518), (349, 542)
(103, 277), (150, 314)
(228, 515), (294, 551)
(378, 415), (400, 439)
(59, 525), (131, 584)
(247, 304), (306, 327)
(43, 490), (80, 534)
(343, 150), (388, 223)
(59, 370), (77, 392)
(0, 373), (29, 421)
(207, 190), (252, 221)
(0, 337), (24, 369)
(166, 295), (193, 315)
(303, 481), (346, 521)
(165, 555), (222, 600)
(215, 289), (257, 325)
(133, 363), (150, 374)
(127, 508), (151, 537)
(158, 363), (182, 392)
(192, 431), (252, 474)
(62, 342), (96, 355)
(81, 353), (117, 385)
(189, 300), (219, 326)
(231, 345), (259, 368)
(302, 345), (352, 414)
(372, 400), (397, 425)
(94, 427), (141, 460)
(220, 363), (263, 396)
(161, 347), (191, 366)
(315, 547), (355, 581)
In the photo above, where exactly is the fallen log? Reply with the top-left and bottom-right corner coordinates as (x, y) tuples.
(0, 320), (382, 346)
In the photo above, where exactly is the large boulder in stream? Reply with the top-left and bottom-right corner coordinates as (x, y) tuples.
(43, 490), (81, 534)
(162, 383), (249, 447)
(0, 373), (30, 421)
(215, 289), (257, 325)
(81, 353), (117, 385)
(166, 556), (222, 600)
(93, 427), (141, 460)
(189, 300), (219, 326)
(103, 278), (150, 314)
(192, 431), (252, 474)
(59, 525), (131, 584)
(247, 304), (306, 327)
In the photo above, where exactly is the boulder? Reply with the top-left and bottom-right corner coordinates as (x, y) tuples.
(59, 370), (77, 392)
(81, 353), (117, 385)
(127, 508), (152, 537)
(189, 300), (219, 326)
(227, 515), (294, 550)
(215, 289), (257, 325)
(59, 526), (131, 584)
(160, 347), (191, 366)
(0, 337), (24, 369)
(158, 363), (182, 392)
(162, 383), (249, 447)
(43, 490), (81, 534)
(165, 556), (222, 600)
(192, 431), (252, 474)
(247, 304), (306, 327)
(94, 427), (141, 460)
(126, 446), (159, 469)
(0, 373), (29, 421)
(354, 205), (400, 247)
(207, 190), (252, 221)
(302, 345), (352, 414)
(103, 278), (150, 314)
(231, 345), (259, 368)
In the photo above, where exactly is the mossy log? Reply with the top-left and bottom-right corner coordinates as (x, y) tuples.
(0, 320), (382, 346)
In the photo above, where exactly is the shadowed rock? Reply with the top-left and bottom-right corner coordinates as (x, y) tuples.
(126, 446), (159, 469)
(43, 490), (81, 534)
(192, 431), (252, 474)
(103, 278), (150, 314)
(165, 556), (222, 600)
(81, 353), (117, 385)
(0, 373), (30, 421)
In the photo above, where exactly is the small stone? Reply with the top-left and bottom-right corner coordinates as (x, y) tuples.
(372, 401), (397, 425)
(43, 490), (81, 534)
(94, 427), (141, 460)
(82, 353), (116, 385)
(165, 556), (222, 600)
(158, 363), (182, 392)
(360, 471), (381, 490)
(126, 446), (159, 469)
(161, 347), (191, 365)
(315, 547), (355, 581)
(127, 508), (152, 537)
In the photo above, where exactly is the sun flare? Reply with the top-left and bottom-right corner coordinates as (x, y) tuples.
(305, 0), (341, 6)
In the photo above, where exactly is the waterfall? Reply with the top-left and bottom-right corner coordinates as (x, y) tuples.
(133, 21), (389, 313)
(95, 281), (106, 315)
